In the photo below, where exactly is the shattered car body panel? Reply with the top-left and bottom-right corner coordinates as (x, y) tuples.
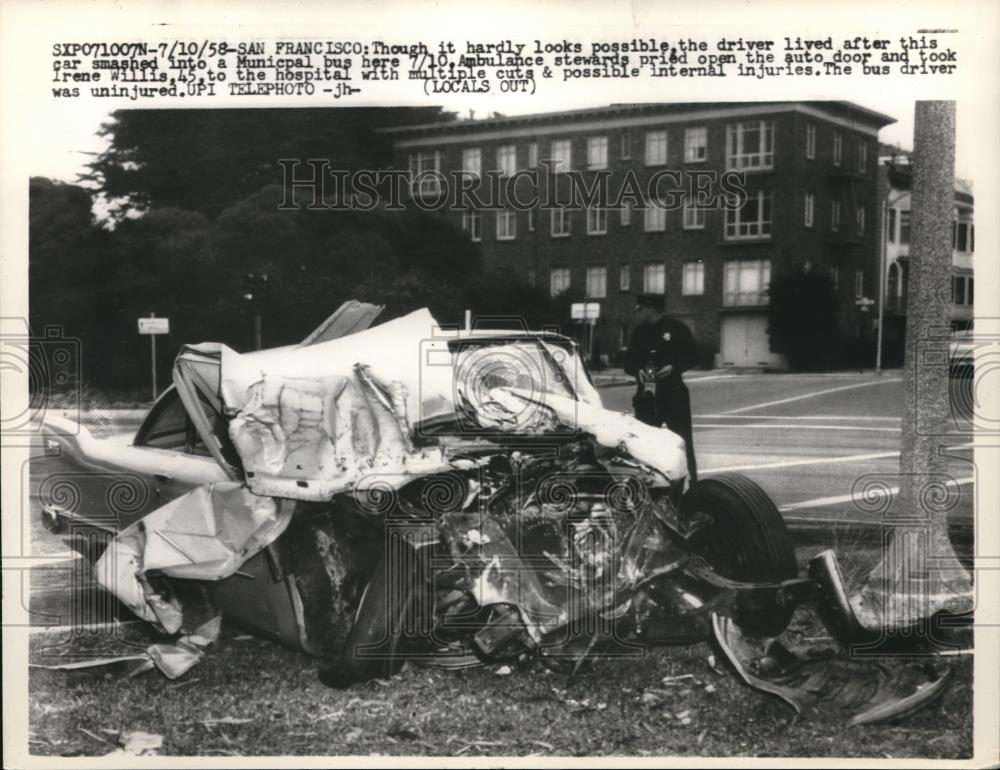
(37, 303), (956, 724)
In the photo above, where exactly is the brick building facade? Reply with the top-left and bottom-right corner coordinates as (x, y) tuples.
(383, 102), (895, 368)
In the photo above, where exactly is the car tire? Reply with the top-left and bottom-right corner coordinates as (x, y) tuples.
(317, 538), (426, 689)
(680, 472), (797, 637)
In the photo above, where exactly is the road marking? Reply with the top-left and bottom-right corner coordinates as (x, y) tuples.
(695, 423), (901, 433)
(778, 476), (975, 511)
(701, 441), (973, 475)
(721, 378), (903, 415)
(694, 414), (901, 422)
(702, 450), (902, 475)
(684, 375), (740, 383)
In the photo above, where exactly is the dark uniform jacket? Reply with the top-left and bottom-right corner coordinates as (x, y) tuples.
(623, 316), (699, 384)
(623, 316), (700, 480)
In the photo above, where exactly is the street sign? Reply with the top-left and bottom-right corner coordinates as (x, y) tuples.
(138, 317), (170, 334)
(138, 314), (168, 401)
(570, 302), (601, 320)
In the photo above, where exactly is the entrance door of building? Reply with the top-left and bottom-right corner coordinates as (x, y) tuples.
(720, 314), (773, 367)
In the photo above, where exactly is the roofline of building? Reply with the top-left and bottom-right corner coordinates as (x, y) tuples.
(378, 101), (897, 141)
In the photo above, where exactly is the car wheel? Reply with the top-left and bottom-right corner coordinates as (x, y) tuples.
(317, 538), (427, 688)
(680, 472), (797, 636)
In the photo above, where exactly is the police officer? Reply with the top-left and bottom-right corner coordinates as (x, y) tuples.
(623, 293), (700, 482)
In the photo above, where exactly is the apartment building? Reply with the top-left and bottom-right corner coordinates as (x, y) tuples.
(876, 155), (975, 365)
(383, 102), (895, 368)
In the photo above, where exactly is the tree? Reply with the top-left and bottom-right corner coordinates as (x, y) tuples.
(31, 108), (493, 390)
(28, 178), (111, 387)
(851, 101), (972, 631)
(767, 270), (839, 371)
(83, 107), (454, 220)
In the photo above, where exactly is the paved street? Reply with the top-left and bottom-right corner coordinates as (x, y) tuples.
(601, 371), (975, 527)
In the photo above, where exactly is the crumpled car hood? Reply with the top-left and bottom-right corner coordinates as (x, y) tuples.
(91, 307), (690, 663)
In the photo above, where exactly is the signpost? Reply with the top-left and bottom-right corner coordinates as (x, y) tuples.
(137, 313), (170, 400)
(570, 302), (601, 361)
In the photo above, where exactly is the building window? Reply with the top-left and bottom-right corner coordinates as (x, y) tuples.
(858, 141), (868, 174)
(551, 207), (571, 238)
(726, 120), (774, 170)
(462, 147), (482, 178)
(619, 265), (631, 291)
(831, 200), (842, 232)
(643, 263), (666, 294)
(645, 130), (668, 166)
(528, 142), (538, 168)
(550, 139), (572, 171)
(725, 189), (772, 239)
(644, 201), (666, 232)
(899, 210), (911, 244)
(621, 131), (631, 160)
(620, 201), (632, 226)
(586, 207), (607, 235)
(804, 192), (815, 228)
(462, 209), (481, 242)
(682, 261), (705, 295)
(684, 127), (707, 162)
(954, 221), (972, 252)
(683, 203), (706, 229)
(586, 266), (607, 299)
(723, 259), (771, 306)
(833, 131), (843, 167)
(830, 265), (839, 292)
(806, 122), (816, 159)
(952, 275), (974, 306)
(497, 145), (517, 177)
(496, 209), (516, 241)
(409, 150), (441, 195)
(856, 204), (866, 236)
(887, 263), (899, 302)
(888, 208), (897, 243)
(854, 267), (864, 299)
(550, 268), (571, 297)
(527, 268), (536, 286)
(587, 136), (608, 170)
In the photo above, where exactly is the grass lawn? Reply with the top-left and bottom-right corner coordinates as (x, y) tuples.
(26, 541), (974, 759)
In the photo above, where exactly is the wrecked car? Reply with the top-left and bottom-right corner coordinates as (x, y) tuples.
(39, 302), (953, 724)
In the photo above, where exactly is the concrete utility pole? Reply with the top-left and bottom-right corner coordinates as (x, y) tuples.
(852, 102), (973, 629)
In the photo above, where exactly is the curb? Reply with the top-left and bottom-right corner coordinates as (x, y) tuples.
(785, 514), (973, 546)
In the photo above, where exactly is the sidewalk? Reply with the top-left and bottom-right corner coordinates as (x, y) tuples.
(590, 367), (904, 388)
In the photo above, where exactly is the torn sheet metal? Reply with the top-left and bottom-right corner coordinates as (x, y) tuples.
(712, 614), (953, 725)
(220, 308), (455, 426)
(298, 300), (384, 347)
(485, 387), (689, 483)
(217, 309), (454, 499)
(94, 482), (291, 629)
(30, 616), (222, 680)
(226, 368), (450, 501)
(437, 459), (688, 646)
